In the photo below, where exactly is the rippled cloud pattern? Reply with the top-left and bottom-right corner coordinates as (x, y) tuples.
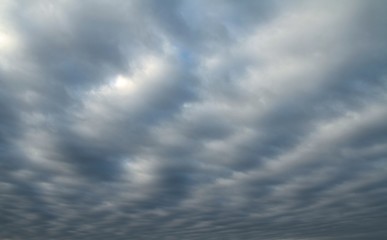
(1, 1), (387, 239)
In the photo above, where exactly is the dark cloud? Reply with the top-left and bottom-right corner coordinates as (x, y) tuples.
(1, 0), (387, 240)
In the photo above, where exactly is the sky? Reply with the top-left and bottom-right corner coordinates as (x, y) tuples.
(1, 0), (387, 239)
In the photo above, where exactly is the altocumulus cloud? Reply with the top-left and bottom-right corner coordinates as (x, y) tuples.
(1, 0), (387, 239)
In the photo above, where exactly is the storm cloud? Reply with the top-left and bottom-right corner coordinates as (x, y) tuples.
(1, 0), (387, 239)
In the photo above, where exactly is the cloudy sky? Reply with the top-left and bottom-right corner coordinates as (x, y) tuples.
(1, 0), (387, 239)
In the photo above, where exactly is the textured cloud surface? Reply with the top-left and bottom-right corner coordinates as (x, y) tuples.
(1, 1), (387, 239)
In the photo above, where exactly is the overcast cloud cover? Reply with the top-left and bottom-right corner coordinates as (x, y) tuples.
(1, 0), (387, 239)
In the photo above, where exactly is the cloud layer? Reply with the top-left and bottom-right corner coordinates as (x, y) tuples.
(1, 1), (387, 239)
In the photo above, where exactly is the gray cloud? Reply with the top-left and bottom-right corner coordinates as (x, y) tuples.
(1, 0), (387, 239)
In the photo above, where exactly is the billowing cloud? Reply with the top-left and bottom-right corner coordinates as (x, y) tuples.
(1, 0), (387, 239)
